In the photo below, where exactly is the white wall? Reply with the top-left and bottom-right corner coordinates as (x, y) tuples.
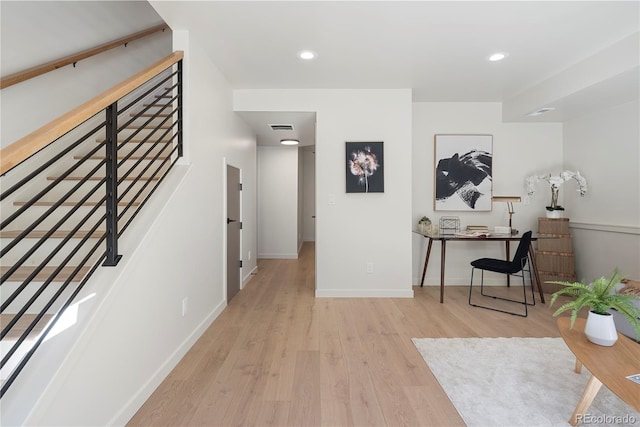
(0, 1), (170, 147)
(257, 146), (299, 259)
(563, 100), (640, 281)
(235, 89), (413, 297)
(4, 28), (258, 426)
(412, 102), (563, 286)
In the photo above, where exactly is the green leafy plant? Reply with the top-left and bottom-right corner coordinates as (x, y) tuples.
(549, 269), (640, 338)
(419, 216), (431, 224)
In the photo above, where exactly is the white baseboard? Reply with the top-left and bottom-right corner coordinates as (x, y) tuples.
(109, 299), (227, 426)
(316, 289), (414, 298)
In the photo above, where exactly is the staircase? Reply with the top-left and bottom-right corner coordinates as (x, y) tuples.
(0, 52), (183, 397)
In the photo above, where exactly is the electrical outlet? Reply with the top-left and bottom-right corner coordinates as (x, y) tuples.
(523, 196), (531, 205)
(182, 297), (188, 317)
(366, 262), (373, 273)
(329, 193), (336, 205)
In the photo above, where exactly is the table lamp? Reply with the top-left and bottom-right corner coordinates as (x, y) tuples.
(492, 196), (522, 234)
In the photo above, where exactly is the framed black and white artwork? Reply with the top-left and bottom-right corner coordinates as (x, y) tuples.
(434, 134), (492, 211)
(346, 141), (384, 193)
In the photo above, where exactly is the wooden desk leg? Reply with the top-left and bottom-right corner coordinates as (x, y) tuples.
(505, 241), (511, 287)
(420, 238), (433, 287)
(440, 240), (446, 303)
(528, 242), (545, 303)
(569, 375), (602, 426)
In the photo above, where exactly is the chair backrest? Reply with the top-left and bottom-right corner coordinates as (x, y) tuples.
(511, 230), (533, 271)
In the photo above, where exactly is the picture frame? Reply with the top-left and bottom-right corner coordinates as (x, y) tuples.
(346, 141), (384, 193)
(434, 134), (492, 211)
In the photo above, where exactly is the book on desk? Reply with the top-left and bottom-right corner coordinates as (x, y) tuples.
(454, 230), (490, 238)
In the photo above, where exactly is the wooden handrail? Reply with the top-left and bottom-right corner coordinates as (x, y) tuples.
(0, 51), (184, 175)
(0, 24), (169, 90)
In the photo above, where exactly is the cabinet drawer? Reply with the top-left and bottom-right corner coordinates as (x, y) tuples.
(538, 217), (570, 235)
(535, 251), (575, 273)
(537, 235), (573, 253)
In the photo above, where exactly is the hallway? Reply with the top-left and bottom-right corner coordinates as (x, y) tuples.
(128, 242), (560, 426)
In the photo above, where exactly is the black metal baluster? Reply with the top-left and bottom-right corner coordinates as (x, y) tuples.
(177, 60), (183, 158)
(103, 103), (122, 266)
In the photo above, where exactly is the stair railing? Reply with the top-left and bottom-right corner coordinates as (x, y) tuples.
(0, 51), (184, 397)
(0, 24), (169, 90)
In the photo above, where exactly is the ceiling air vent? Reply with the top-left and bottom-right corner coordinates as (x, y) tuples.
(269, 124), (295, 131)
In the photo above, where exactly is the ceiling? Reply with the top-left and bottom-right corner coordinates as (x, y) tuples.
(236, 111), (316, 148)
(150, 1), (639, 146)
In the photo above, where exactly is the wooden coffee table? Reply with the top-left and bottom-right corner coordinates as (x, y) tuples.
(557, 317), (640, 426)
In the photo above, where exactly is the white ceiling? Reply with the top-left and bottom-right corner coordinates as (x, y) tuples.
(150, 1), (640, 145)
(237, 111), (316, 147)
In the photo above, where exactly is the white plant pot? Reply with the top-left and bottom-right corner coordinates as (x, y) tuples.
(584, 311), (618, 346)
(545, 210), (563, 219)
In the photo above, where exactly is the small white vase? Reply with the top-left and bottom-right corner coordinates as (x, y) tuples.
(419, 222), (431, 233)
(584, 311), (618, 346)
(545, 209), (563, 219)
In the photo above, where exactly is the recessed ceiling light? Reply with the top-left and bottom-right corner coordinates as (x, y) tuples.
(488, 52), (507, 62)
(281, 139), (299, 146)
(298, 50), (317, 60)
(527, 107), (556, 117)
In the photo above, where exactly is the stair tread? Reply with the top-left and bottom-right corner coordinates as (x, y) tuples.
(132, 113), (172, 118)
(1, 265), (91, 282)
(1, 314), (54, 340)
(123, 126), (172, 131)
(143, 103), (170, 108)
(0, 229), (103, 239)
(13, 200), (141, 207)
(46, 175), (160, 181)
(73, 154), (169, 160)
(94, 139), (173, 143)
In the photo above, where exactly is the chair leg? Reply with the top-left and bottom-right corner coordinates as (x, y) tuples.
(468, 267), (531, 317)
(527, 255), (536, 305)
(520, 269), (528, 317)
(468, 267), (475, 305)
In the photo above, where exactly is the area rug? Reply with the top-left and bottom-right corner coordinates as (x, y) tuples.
(412, 337), (639, 426)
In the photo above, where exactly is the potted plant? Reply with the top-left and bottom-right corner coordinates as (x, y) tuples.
(549, 269), (640, 346)
(526, 170), (587, 218)
(418, 216), (431, 233)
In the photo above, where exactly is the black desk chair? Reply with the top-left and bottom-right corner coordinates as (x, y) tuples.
(468, 230), (535, 317)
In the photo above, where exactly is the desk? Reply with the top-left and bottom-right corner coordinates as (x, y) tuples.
(557, 317), (640, 425)
(414, 230), (545, 304)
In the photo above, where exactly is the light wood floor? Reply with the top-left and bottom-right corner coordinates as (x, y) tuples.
(128, 242), (564, 427)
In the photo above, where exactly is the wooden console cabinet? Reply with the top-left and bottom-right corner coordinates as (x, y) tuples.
(536, 217), (577, 293)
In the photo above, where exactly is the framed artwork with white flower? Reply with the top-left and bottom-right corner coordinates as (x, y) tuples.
(434, 134), (493, 211)
(346, 142), (384, 193)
